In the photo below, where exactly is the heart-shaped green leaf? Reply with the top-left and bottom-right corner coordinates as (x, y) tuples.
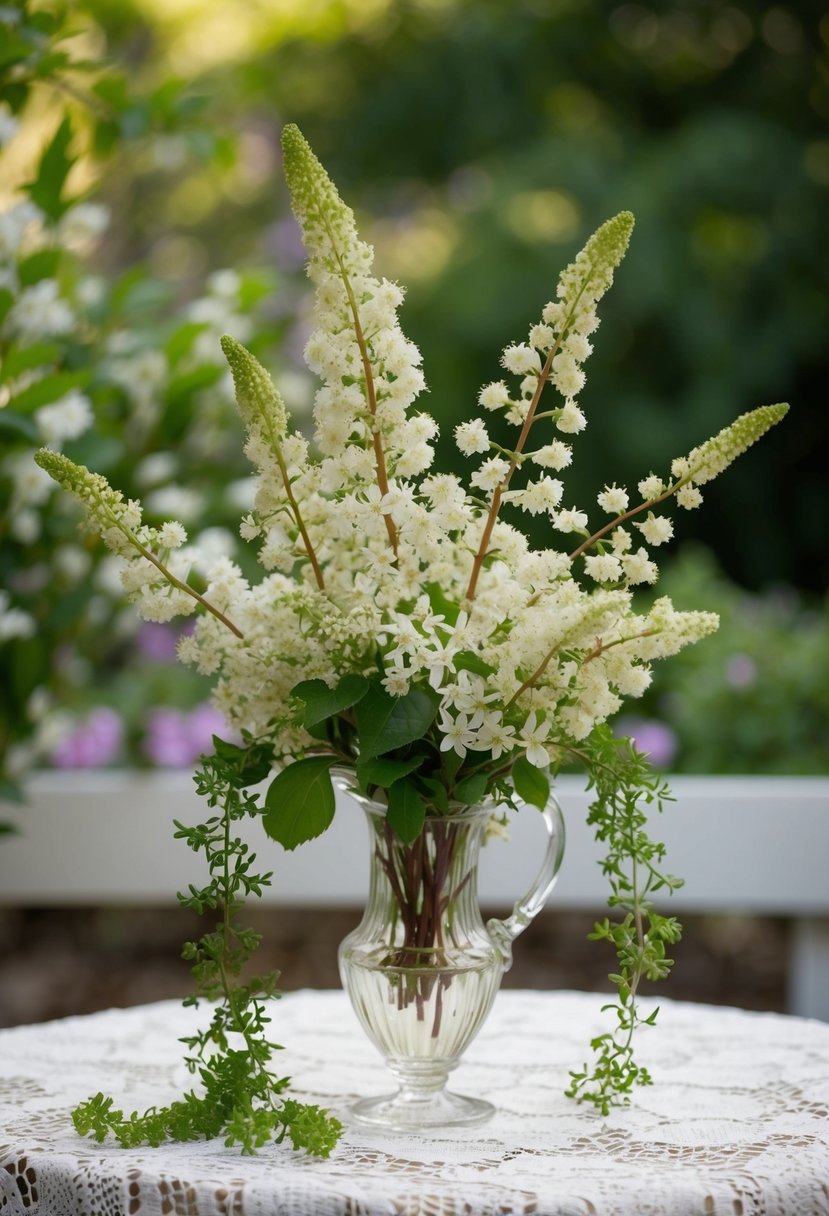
(263, 756), (337, 850)
(512, 755), (550, 810)
(387, 779), (426, 843)
(292, 673), (369, 728)
(355, 683), (438, 759)
(356, 754), (424, 790)
(453, 771), (488, 805)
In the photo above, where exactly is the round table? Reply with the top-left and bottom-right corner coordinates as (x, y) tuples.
(1, 990), (828, 1216)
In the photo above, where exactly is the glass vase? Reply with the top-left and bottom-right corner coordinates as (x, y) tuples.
(336, 772), (565, 1131)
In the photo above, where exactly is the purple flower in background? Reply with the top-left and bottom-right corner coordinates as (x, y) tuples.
(135, 620), (195, 663)
(52, 707), (124, 769)
(135, 622), (181, 663)
(144, 703), (233, 768)
(614, 716), (679, 770)
(187, 703), (230, 755)
(725, 653), (758, 689)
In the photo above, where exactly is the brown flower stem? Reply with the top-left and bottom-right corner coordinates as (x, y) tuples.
(568, 480), (686, 563)
(129, 536), (244, 639)
(261, 419), (325, 592)
(464, 263), (601, 603)
(464, 341), (560, 603)
(319, 214), (399, 558)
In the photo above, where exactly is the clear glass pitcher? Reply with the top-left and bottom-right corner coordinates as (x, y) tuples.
(335, 772), (565, 1130)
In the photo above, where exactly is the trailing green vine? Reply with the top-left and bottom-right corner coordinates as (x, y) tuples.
(564, 726), (683, 1115)
(71, 739), (343, 1157)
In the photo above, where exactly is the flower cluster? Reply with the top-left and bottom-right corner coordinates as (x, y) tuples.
(37, 127), (787, 804)
(36, 124), (788, 1113)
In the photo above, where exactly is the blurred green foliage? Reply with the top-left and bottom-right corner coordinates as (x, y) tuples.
(79, 0), (829, 594)
(0, 2), (288, 789)
(626, 545), (829, 773)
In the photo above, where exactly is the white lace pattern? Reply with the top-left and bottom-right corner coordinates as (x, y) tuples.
(2, 990), (828, 1215)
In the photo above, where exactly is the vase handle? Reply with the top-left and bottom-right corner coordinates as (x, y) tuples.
(486, 795), (566, 970)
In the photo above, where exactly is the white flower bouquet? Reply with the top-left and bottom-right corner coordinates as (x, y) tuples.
(38, 125), (787, 1117)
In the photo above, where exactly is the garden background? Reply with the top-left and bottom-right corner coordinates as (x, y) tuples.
(0, 0), (827, 1025)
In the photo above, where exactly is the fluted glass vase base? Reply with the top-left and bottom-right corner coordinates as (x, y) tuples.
(349, 1088), (495, 1132)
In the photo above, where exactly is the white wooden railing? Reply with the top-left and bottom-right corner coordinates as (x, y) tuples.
(2, 772), (827, 1019)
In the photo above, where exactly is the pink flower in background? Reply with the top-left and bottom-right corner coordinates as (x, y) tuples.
(51, 707), (124, 769)
(614, 716), (679, 770)
(135, 621), (194, 663)
(726, 653), (758, 689)
(143, 703), (231, 767)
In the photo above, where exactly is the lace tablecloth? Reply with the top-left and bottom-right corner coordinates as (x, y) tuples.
(1, 990), (828, 1216)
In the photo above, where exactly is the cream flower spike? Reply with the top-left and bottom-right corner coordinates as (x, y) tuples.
(683, 402), (789, 486)
(281, 123), (373, 282)
(221, 334), (288, 445)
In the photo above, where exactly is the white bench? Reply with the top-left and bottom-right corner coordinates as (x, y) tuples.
(2, 772), (827, 1019)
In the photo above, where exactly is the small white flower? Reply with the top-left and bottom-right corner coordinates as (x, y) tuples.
(438, 711), (477, 758)
(635, 513), (674, 546)
(59, 203), (109, 250)
(556, 399), (587, 434)
(145, 486), (204, 523)
(134, 452), (178, 487)
(676, 483), (703, 510)
(530, 441), (572, 470)
(501, 343), (542, 376)
(529, 323), (555, 351)
(35, 391), (94, 445)
(208, 268), (241, 297)
(382, 667), (412, 697)
(584, 553), (623, 583)
(553, 506), (588, 533)
(478, 381), (512, 411)
(159, 522), (188, 550)
(455, 418), (490, 456)
(474, 717), (517, 758)
(0, 591), (36, 642)
(551, 354), (585, 398)
(511, 476), (563, 515)
(597, 484), (629, 514)
(564, 333), (593, 361)
(638, 473), (665, 500)
(470, 456), (509, 493)
(8, 280), (74, 340)
(520, 712), (552, 768)
(622, 548), (659, 585)
(240, 514), (261, 540)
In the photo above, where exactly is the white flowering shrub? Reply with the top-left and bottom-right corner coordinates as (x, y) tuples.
(0, 4), (289, 794)
(38, 125), (787, 1109)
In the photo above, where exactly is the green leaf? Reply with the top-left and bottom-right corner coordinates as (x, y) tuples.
(356, 754), (423, 789)
(425, 581), (460, 626)
(27, 115), (75, 220)
(0, 288), (14, 327)
(512, 755), (550, 810)
(263, 756), (337, 850)
(387, 779), (426, 843)
(355, 683), (438, 759)
(419, 777), (449, 814)
(211, 737), (273, 787)
(453, 650), (495, 678)
(292, 674), (368, 728)
(0, 411), (39, 442)
(0, 343), (61, 384)
(166, 321), (209, 365)
(17, 247), (61, 287)
(453, 771), (488, 805)
(9, 370), (91, 414)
